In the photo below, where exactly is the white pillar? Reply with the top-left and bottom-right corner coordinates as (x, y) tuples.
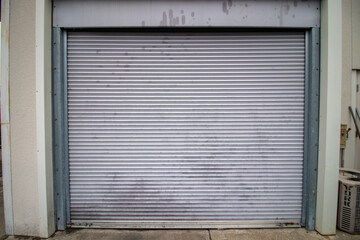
(1, 0), (54, 237)
(316, 0), (342, 235)
(35, 0), (55, 238)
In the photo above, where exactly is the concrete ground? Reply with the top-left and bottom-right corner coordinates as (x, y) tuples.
(3, 228), (360, 240)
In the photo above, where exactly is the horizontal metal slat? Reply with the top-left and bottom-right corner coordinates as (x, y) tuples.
(68, 154), (304, 158)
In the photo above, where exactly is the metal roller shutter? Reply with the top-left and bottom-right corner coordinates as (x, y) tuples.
(67, 31), (305, 226)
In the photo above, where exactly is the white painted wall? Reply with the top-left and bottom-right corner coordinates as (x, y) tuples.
(316, 0), (342, 235)
(35, 0), (55, 237)
(341, 0), (360, 171)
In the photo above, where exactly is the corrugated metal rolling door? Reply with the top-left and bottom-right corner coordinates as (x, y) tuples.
(67, 31), (305, 226)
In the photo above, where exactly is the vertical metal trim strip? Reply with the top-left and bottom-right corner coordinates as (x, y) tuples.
(63, 30), (71, 225)
(302, 30), (310, 226)
(307, 27), (320, 230)
(52, 27), (69, 230)
(52, 27), (63, 230)
(51, 28), (57, 230)
(303, 27), (320, 230)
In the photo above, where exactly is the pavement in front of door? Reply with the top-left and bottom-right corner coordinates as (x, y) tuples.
(4, 228), (360, 240)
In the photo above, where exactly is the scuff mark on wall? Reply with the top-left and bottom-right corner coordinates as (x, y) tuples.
(222, 2), (229, 15)
(284, 2), (290, 15)
(168, 9), (180, 26)
(160, 11), (167, 26)
(206, 17), (212, 25)
(160, 9), (184, 26)
(191, 11), (195, 21)
(169, 9), (174, 25)
(278, 1), (285, 26)
(222, 0), (233, 15)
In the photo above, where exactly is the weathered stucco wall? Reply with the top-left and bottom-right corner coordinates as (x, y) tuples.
(9, 0), (40, 236)
(341, 0), (360, 170)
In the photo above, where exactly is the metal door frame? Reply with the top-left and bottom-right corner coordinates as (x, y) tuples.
(52, 27), (320, 231)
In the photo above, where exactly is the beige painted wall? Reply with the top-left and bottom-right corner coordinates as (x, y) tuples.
(9, 0), (40, 236)
(341, 0), (360, 170)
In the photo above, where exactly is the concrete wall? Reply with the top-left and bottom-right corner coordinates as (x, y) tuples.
(341, 0), (360, 170)
(9, 0), (40, 236)
(1, 0), (55, 237)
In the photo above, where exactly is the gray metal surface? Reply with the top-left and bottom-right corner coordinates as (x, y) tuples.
(53, 0), (320, 28)
(70, 220), (300, 228)
(67, 31), (305, 225)
(53, 28), (70, 230)
(301, 28), (320, 230)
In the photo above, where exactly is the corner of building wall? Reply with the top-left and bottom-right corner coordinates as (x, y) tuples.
(316, 0), (342, 235)
(35, 0), (55, 238)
